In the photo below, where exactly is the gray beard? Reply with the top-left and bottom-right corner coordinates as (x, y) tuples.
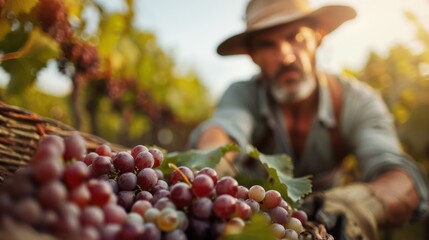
(269, 76), (317, 104)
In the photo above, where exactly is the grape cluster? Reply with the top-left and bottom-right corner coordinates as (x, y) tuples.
(0, 134), (309, 240)
(35, 0), (100, 83)
(36, 0), (73, 44)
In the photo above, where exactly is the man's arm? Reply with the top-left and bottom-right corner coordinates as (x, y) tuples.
(368, 168), (420, 227)
(196, 125), (232, 150)
(302, 80), (428, 240)
(196, 125), (238, 176)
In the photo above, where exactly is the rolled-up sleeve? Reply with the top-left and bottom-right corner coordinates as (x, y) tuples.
(344, 82), (429, 220)
(188, 82), (256, 149)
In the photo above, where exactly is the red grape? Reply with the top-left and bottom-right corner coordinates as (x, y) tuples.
(213, 194), (237, 219)
(215, 176), (238, 196)
(170, 182), (193, 209)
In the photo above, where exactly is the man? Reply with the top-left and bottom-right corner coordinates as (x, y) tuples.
(189, 0), (428, 239)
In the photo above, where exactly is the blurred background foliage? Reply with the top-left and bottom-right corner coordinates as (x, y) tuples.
(0, 0), (213, 151)
(343, 11), (429, 174)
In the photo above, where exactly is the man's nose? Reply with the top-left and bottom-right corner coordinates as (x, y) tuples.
(278, 41), (296, 65)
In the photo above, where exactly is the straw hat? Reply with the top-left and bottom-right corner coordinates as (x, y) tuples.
(217, 0), (356, 56)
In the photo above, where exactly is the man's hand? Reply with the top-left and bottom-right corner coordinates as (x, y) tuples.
(301, 184), (385, 240)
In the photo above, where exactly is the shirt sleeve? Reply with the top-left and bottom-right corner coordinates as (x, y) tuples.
(343, 81), (429, 220)
(188, 81), (256, 149)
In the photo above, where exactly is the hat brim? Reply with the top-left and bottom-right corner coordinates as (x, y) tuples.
(217, 5), (356, 56)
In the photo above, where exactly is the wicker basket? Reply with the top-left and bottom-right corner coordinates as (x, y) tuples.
(0, 101), (128, 182)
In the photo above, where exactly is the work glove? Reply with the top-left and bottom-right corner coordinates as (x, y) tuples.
(300, 184), (385, 240)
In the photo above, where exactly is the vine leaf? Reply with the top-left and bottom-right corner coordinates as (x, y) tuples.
(0, 27), (29, 54)
(1, 28), (60, 94)
(161, 143), (312, 208)
(246, 145), (312, 208)
(160, 143), (241, 176)
(0, 19), (11, 42)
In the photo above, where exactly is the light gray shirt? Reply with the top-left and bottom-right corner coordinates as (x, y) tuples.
(189, 73), (428, 219)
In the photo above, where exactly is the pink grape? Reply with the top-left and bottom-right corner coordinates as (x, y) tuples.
(113, 151), (135, 173)
(137, 168), (158, 190)
(135, 190), (153, 202)
(269, 206), (290, 225)
(130, 144), (149, 158)
(117, 172), (137, 191)
(213, 194), (237, 219)
(248, 185), (265, 202)
(196, 167), (218, 186)
(103, 204), (127, 225)
(80, 206), (104, 228)
(292, 209), (308, 224)
(38, 180), (67, 210)
(141, 222), (161, 240)
(149, 148), (164, 168)
(236, 186), (249, 199)
(135, 151), (154, 170)
(63, 134), (87, 161)
(38, 134), (65, 155)
(92, 156), (112, 176)
(95, 144), (112, 156)
(117, 191), (135, 211)
(192, 174), (214, 198)
(262, 190), (281, 210)
(69, 184), (90, 208)
(34, 157), (63, 184)
(131, 200), (152, 216)
(83, 152), (98, 166)
(170, 166), (194, 185)
(191, 197), (213, 220)
(87, 180), (112, 207)
(63, 161), (89, 188)
(170, 182), (193, 209)
(215, 176), (238, 196)
(234, 199), (252, 220)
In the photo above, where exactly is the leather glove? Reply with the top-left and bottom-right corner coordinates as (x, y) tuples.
(301, 184), (385, 240)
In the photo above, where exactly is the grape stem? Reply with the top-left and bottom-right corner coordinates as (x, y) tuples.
(168, 163), (192, 187)
(0, 51), (20, 61)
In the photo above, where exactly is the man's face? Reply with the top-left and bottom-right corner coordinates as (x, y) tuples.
(248, 22), (319, 103)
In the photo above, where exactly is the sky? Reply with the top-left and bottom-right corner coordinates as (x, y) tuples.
(2, 0), (429, 99)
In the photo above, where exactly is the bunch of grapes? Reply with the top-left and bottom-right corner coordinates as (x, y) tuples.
(36, 0), (73, 45)
(0, 134), (311, 240)
(35, 0), (100, 83)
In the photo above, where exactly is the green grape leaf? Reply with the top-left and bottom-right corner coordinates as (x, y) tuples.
(246, 145), (312, 207)
(0, 19), (11, 42)
(98, 14), (126, 58)
(160, 143), (241, 176)
(0, 27), (29, 54)
(1, 0), (39, 16)
(225, 213), (276, 240)
(1, 28), (60, 94)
